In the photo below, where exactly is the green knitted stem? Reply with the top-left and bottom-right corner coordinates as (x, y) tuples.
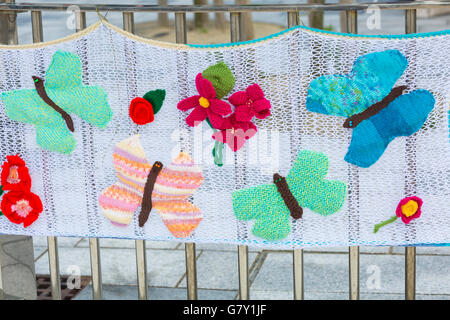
(212, 139), (224, 167)
(143, 89), (166, 115)
(202, 62), (235, 99)
(373, 215), (398, 233)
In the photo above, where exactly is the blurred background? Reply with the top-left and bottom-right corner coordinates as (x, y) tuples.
(8, 0), (450, 44)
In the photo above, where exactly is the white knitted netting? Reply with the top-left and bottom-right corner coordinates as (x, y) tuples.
(0, 22), (448, 248)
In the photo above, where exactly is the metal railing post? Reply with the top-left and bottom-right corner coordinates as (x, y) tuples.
(89, 238), (103, 300)
(31, 11), (62, 301)
(75, 11), (86, 32)
(346, 9), (360, 301)
(135, 240), (148, 300)
(122, 11), (149, 300)
(231, 11), (250, 300)
(72, 10), (105, 300)
(293, 249), (304, 300)
(47, 236), (61, 300)
(123, 12), (135, 34)
(288, 9), (304, 301)
(1, 0), (18, 45)
(287, 11), (299, 28)
(174, 11), (198, 301)
(405, 8), (417, 301)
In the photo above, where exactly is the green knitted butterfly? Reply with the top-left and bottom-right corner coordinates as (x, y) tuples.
(0, 51), (112, 155)
(232, 150), (347, 241)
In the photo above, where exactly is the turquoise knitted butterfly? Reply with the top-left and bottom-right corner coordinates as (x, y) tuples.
(232, 150), (347, 241)
(0, 51), (112, 155)
(306, 49), (435, 168)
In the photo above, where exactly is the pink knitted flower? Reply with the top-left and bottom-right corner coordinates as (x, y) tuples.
(395, 196), (423, 224)
(212, 114), (257, 152)
(229, 84), (271, 122)
(177, 73), (232, 129)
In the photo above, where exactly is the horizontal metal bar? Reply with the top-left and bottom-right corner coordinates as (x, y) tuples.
(0, 1), (449, 13)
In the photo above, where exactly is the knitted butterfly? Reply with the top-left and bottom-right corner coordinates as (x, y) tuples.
(232, 150), (347, 241)
(306, 49), (435, 168)
(99, 135), (204, 238)
(0, 51), (112, 155)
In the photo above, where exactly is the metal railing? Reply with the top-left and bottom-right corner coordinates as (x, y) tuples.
(0, 1), (449, 300)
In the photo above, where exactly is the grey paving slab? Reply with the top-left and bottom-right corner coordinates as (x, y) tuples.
(178, 250), (258, 290)
(75, 238), (179, 250)
(0, 235), (37, 300)
(251, 290), (350, 300)
(34, 247), (188, 287)
(74, 285), (237, 300)
(251, 252), (350, 294)
(360, 253), (450, 295)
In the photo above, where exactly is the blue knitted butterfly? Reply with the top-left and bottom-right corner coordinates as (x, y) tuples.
(0, 51), (112, 155)
(306, 49), (435, 168)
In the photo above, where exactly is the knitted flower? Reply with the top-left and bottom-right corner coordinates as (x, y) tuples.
(129, 89), (166, 125)
(129, 97), (154, 125)
(1, 191), (43, 228)
(374, 196), (423, 233)
(229, 84), (271, 122)
(177, 74), (232, 129)
(1, 155), (31, 192)
(212, 114), (257, 152)
(396, 196), (423, 224)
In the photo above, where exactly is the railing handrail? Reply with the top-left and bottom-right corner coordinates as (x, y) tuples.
(1, 1), (450, 13)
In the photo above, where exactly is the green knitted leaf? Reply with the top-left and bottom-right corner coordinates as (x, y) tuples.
(143, 89), (166, 115)
(202, 62), (235, 99)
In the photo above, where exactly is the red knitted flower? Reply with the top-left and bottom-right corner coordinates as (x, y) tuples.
(177, 73), (232, 129)
(395, 196), (423, 224)
(1, 191), (43, 227)
(129, 97), (155, 125)
(1, 155), (31, 192)
(212, 114), (257, 151)
(229, 84), (271, 122)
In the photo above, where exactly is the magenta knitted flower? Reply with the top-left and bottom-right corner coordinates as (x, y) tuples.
(229, 84), (271, 122)
(395, 196), (423, 224)
(177, 73), (232, 129)
(212, 114), (257, 152)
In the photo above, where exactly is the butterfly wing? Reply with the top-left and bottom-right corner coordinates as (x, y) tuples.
(152, 152), (205, 238)
(306, 50), (408, 117)
(288, 150), (347, 216)
(45, 51), (112, 128)
(0, 51), (111, 154)
(99, 135), (152, 226)
(233, 183), (291, 241)
(345, 89), (435, 167)
(251, 206), (292, 241)
(153, 200), (203, 238)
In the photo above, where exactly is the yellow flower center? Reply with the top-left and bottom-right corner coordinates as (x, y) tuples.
(401, 200), (418, 217)
(199, 97), (210, 108)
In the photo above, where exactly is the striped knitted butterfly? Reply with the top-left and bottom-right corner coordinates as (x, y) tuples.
(99, 135), (205, 238)
(0, 51), (112, 155)
(306, 49), (435, 168)
(232, 150), (347, 241)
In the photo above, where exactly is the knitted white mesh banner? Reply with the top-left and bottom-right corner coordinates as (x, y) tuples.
(0, 21), (449, 248)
